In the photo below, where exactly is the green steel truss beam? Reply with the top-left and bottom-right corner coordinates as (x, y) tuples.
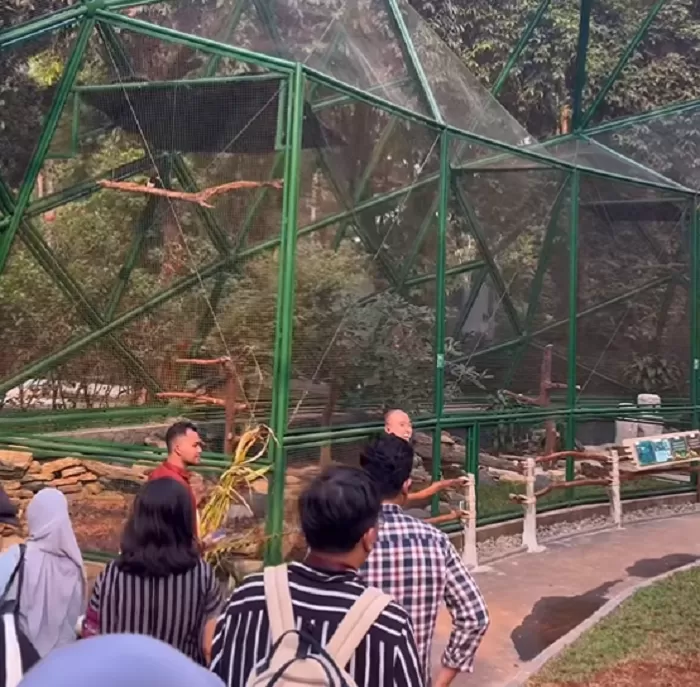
(450, 273), (674, 366)
(451, 267), (488, 341)
(0, 181), (162, 394)
(503, 175), (571, 387)
(580, 0), (669, 130)
(170, 156), (232, 257)
(0, 19), (94, 274)
(384, 0), (443, 122)
(571, 0), (592, 130)
(332, 119), (400, 248)
(397, 195), (439, 289)
(453, 180), (524, 336)
(94, 8), (295, 73)
(0, 6), (86, 48)
(491, 0), (551, 97)
(585, 98), (700, 138)
(203, 0), (249, 77)
(103, 196), (159, 321)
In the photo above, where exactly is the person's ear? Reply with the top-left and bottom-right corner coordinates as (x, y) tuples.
(361, 526), (378, 553)
(401, 478), (412, 495)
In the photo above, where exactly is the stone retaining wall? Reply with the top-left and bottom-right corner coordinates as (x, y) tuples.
(0, 449), (149, 509)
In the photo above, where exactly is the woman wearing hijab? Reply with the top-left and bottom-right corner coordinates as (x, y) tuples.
(19, 634), (224, 687)
(83, 478), (222, 665)
(0, 488), (85, 658)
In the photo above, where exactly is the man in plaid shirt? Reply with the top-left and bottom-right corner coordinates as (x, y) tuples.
(359, 434), (489, 686)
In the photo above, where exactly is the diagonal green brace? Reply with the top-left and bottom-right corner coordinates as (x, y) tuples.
(0, 181), (161, 394)
(580, 0), (669, 129)
(0, 19), (95, 274)
(491, 0), (551, 97)
(0, 175), (437, 395)
(453, 180), (524, 336)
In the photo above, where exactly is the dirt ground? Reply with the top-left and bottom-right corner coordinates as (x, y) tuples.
(69, 492), (134, 554)
(537, 656), (700, 687)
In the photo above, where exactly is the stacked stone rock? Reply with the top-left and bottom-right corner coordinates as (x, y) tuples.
(0, 449), (149, 508)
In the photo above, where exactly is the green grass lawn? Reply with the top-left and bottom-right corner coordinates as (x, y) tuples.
(476, 477), (688, 522)
(529, 566), (700, 685)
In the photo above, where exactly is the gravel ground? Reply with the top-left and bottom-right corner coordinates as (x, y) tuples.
(477, 501), (700, 562)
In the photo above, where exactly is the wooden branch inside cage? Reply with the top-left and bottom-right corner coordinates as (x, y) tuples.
(98, 179), (284, 208)
(156, 391), (246, 412)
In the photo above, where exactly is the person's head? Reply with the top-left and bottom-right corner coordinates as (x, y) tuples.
(26, 487), (84, 570)
(299, 466), (381, 569)
(118, 478), (198, 577)
(19, 634), (224, 687)
(360, 433), (414, 503)
(384, 409), (412, 442)
(165, 420), (202, 467)
(27, 487), (74, 543)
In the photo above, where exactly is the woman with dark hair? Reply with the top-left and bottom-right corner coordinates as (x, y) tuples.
(82, 479), (222, 665)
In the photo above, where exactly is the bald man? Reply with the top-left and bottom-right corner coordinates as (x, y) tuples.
(384, 409), (465, 504)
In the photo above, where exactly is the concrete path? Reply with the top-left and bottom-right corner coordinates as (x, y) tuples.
(431, 512), (700, 686)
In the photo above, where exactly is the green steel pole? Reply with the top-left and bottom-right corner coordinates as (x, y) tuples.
(571, 0), (592, 130)
(467, 424), (480, 516)
(566, 171), (580, 493)
(264, 65), (305, 565)
(691, 198), (699, 427)
(690, 198), (699, 488)
(580, 0), (669, 129)
(0, 19), (94, 273)
(491, 0), (551, 97)
(430, 131), (450, 517)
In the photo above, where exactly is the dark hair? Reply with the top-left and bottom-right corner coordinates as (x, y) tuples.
(299, 466), (380, 554)
(165, 421), (199, 453)
(360, 434), (414, 500)
(117, 478), (199, 577)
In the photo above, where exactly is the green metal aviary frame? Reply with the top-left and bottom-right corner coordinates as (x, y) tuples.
(1, 0), (699, 564)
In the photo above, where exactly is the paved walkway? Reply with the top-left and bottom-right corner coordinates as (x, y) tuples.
(431, 512), (700, 686)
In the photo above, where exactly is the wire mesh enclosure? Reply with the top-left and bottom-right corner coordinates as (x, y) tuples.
(2, 0), (700, 560)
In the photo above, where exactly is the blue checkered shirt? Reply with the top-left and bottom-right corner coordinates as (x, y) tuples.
(360, 504), (489, 685)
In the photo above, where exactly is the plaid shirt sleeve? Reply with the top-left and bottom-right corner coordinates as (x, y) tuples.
(440, 537), (489, 673)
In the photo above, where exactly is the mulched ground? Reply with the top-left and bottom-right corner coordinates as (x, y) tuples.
(537, 656), (700, 687)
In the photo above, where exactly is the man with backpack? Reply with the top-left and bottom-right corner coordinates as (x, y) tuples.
(210, 465), (424, 687)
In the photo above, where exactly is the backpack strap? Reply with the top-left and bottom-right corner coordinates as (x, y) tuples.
(0, 545), (26, 610)
(263, 564), (296, 644)
(14, 545), (26, 615)
(325, 588), (393, 668)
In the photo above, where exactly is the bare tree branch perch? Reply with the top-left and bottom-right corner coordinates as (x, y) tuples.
(98, 179), (284, 207)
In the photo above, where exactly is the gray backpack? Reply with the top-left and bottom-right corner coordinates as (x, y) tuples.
(246, 564), (392, 687)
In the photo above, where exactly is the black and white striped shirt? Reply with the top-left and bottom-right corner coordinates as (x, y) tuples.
(211, 562), (424, 687)
(88, 559), (222, 665)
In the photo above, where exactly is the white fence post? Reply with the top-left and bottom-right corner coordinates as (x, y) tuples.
(522, 457), (545, 553)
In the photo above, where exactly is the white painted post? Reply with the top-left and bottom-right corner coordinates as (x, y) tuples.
(609, 450), (622, 529)
(522, 457), (545, 553)
(461, 474), (478, 570)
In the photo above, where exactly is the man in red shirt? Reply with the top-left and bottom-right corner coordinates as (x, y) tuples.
(149, 421), (204, 526)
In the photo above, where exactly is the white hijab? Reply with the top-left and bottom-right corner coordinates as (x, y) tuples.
(20, 489), (85, 656)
